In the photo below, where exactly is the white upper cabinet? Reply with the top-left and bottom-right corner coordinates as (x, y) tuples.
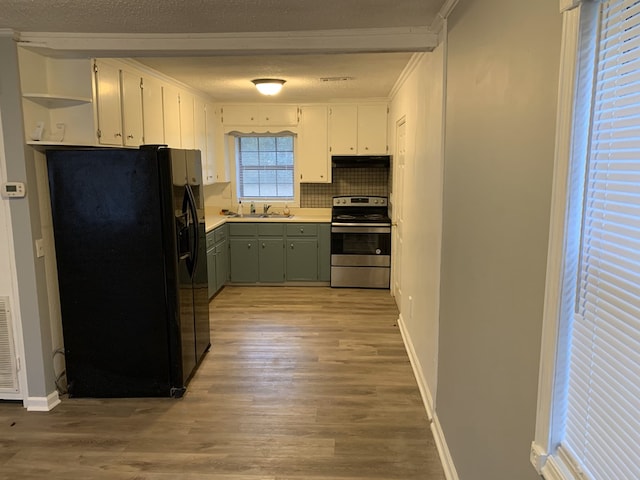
(207, 104), (230, 183)
(221, 104), (298, 126)
(162, 84), (182, 148)
(179, 91), (195, 149)
(141, 75), (165, 145)
(298, 105), (330, 183)
(120, 70), (144, 146)
(194, 97), (213, 184)
(329, 103), (388, 155)
(328, 105), (358, 154)
(357, 104), (388, 154)
(93, 60), (144, 147)
(94, 60), (123, 146)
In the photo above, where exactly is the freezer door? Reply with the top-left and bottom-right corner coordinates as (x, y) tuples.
(47, 148), (174, 397)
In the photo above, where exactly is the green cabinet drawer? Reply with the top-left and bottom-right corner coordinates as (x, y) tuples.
(214, 225), (227, 243)
(229, 223), (258, 236)
(258, 223), (285, 236)
(206, 230), (216, 249)
(285, 223), (318, 237)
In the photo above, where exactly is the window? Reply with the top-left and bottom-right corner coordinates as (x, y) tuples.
(533, 2), (640, 479)
(235, 134), (294, 200)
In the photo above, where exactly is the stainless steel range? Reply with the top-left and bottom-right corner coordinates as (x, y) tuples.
(331, 195), (391, 288)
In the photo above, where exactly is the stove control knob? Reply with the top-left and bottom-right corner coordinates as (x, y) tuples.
(374, 199), (379, 204)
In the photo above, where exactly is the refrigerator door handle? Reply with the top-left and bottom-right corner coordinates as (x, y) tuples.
(180, 188), (194, 272)
(185, 184), (199, 276)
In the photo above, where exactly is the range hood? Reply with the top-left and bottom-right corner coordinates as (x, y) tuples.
(331, 155), (390, 168)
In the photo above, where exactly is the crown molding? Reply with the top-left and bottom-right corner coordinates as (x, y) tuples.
(16, 27), (438, 58)
(430, 0), (459, 34)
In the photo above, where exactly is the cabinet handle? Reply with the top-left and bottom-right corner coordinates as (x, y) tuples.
(262, 243), (266, 248)
(300, 228), (304, 233)
(350, 147), (354, 150)
(248, 243), (252, 249)
(290, 244), (294, 249)
(365, 146), (369, 150)
(127, 134), (134, 139)
(115, 132), (122, 137)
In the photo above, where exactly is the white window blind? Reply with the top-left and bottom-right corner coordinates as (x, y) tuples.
(562, 1), (640, 478)
(236, 134), (294, 200)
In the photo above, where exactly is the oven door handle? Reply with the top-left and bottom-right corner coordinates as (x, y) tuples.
(331, 225), (391, 234)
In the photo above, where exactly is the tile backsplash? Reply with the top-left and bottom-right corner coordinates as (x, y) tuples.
(301, 167), (389, 208)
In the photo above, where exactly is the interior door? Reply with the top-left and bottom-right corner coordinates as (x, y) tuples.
(392, 119), (406, 306)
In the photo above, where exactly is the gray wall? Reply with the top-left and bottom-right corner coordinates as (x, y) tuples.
(0, 36), (55, 399)
(437, 1), (561, 478)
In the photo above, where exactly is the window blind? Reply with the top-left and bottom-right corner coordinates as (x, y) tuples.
(562, 1), (640, 478)
(236, 134), (294, 200)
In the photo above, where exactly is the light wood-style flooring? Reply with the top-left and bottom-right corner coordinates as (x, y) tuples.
(0, 286), (445, 480)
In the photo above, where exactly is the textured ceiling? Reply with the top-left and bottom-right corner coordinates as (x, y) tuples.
(1, 0), (446, 102)
(0, 0), (441, 34)
(135, 53), (416, 102)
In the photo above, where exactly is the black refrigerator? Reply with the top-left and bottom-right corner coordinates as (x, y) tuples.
(46, 145), (210, 398)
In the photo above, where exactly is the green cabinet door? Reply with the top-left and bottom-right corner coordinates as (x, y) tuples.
(215, 240), (228, 290)
(229, 238), (259, 283)
(317, 223), (331, 282)
(286, 238), (318, 281)
(207, 245), (217, 299)
(259, 238), (285, 282)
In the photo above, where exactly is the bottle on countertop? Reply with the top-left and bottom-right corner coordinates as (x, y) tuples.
(283, 204), (290, 216)
(238, 200), (243, 217)
(250, 201), (255, 214)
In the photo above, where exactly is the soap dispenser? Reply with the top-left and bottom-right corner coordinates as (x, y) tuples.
(238, 200), (243, 217)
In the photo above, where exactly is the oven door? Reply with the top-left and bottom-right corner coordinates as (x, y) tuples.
(331, 225), (391, 263)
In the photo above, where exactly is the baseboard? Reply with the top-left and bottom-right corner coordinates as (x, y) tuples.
(24, 390), (61, 411)
(397, 314), (459, 480)
(397, 313), (434, 418)
(431, 412), (460, 480)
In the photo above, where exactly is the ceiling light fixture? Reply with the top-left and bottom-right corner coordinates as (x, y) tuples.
(252, 78), (286, 95)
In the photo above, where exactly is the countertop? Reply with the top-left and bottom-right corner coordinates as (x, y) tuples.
(205, 208), (331, 232)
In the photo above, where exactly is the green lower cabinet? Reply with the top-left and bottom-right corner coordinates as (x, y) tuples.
(215, 241), (228, 289)
(207, 245), (217, 298)
(259, 238), (285, 282)
(286, 238), (318, 281)
(207, 225), (229, 298)
(317, 224), (331, 282)
(229, 238), (259, 282)
(228, 222), (330, 284)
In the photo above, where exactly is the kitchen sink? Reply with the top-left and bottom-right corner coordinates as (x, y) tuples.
(228, 213), (294, 219)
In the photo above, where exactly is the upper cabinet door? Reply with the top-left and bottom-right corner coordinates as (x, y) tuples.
(94, 60), (122, 146)
(221, 105), (298, 126)
(298, 105), (330, 183)
(141, 75), (165, 145)
(221, 105), (257, 126)
(121, 70), (143, 147)
(357, 104), (388, 154)
(162, 84), (181, 148)
(179, 91), (195, 149)
(328, 105), (357, 155)
(259, 105), (298, 126)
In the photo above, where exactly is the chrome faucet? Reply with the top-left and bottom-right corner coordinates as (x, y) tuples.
(263, 204), (272, 214)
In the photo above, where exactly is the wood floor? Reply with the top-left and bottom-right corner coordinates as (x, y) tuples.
(0, 286), (445, 480)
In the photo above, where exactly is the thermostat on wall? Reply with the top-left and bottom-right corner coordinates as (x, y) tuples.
(1, 182), (26, 198)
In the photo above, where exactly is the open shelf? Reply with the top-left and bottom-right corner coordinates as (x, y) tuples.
(22, 93), (92, 108)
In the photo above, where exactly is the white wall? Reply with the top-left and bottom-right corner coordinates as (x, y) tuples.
(389, 47), (445, 411)
(436, 1), (561, 478)
(0, 106), (26, 400)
